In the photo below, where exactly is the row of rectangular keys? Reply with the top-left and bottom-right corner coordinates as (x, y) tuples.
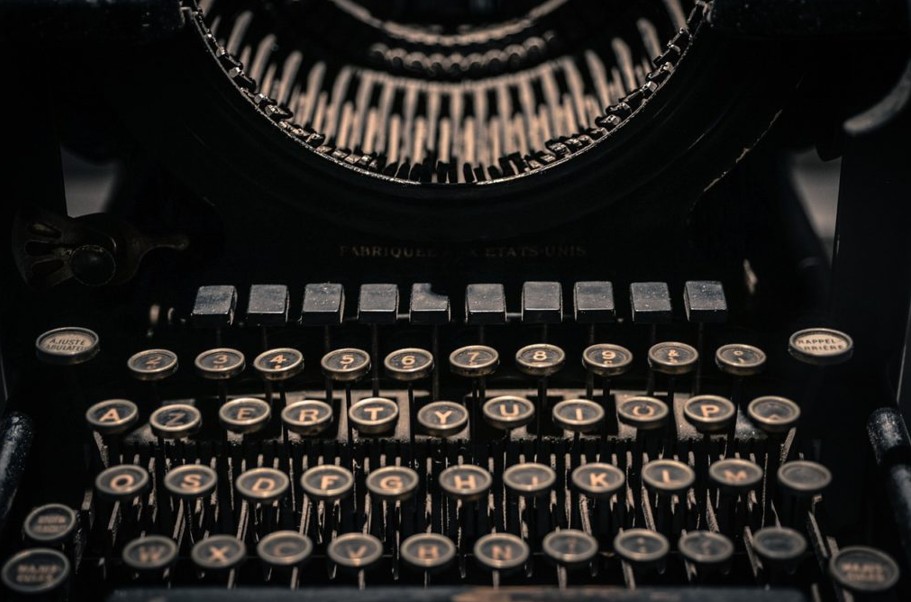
(191, 281), (728, 328)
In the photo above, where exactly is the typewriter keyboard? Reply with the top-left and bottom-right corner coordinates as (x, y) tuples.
(1, 281), (902, 600)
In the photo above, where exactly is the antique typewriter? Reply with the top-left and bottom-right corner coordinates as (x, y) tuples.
(1, 0), (910, 600)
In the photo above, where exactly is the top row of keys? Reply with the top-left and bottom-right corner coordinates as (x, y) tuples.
(190, 280), (728, 328)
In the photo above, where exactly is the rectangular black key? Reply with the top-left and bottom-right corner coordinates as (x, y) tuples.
(684, 280), (728, 323)
(409, 283), (450, 325)
(573, 281), (616, 323)
(191, 285), (237, 328)
(630, 282), (672, 323)
(521, 281), (563, 324)
(246, 284), (289, 327)
(465, 283), (506, 325)
(301, 283), (344, 326)
(358, 284), (399, 325)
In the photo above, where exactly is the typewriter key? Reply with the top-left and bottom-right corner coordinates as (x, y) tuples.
(613, 529), (670, 567)
(647, 342), (698, 375)
(449, 345), (499, 377)
(127, 349), (179, 381)
(236, 468), (290, 504)
(257, 531), (313, 568)
(36, 326), (100, 366)
(417, 401), (468, 437)
(150, 404), (202, 439)
(747, 396), (801, 434)
(95, 464), (150, 501)
(482, 395), (535, 431)
(553, 399), (604, 433)
(300, 465), (355, 501)
(829, 546), (900, 593)
(474, 533), (529, 572)
(253, 348), (303, 382)
(439, 464), (492, 502)
(715, 344), (766, 376)
(1, 548), (70, 594)
(709, 459), (764, 493)
(515, 343), (566, 377)
(122, 536), (178, 573)
(366, 466), (419, 502)
(23, 504), (77, 545)
(194, 348), (245, 380)
(281, 400), (333, 436)
(164, 464), (218, 499)
(503, 462), (556, 497)
(384, 348), (434, 381)
(678, 531), (734, 568)
(400, 533), (456, 572)
(571, 463), (625, 499)
(751, 527), (806, 569)
(321, 348), (371, 382)
(788, 327), (853, 366)
(582, 344), (633, 377)
(777, 460), (831, 497)
(683, 395), (736, 434)
(328, 533), (384, 570)
(191, 535), (247, 571)
(642, 459), (695, 495)
(219, 397), (271, 435)
(616, 396), (669, 430)
(542, 529), (599, 569)
(348, 397), (399, 435)
(85, 399), (139, 436)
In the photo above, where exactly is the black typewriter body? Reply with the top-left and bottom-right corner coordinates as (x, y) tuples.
(1, 1), (911, 601)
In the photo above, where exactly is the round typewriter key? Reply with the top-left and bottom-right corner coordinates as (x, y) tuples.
(678, 531), (734, 568)
(366, 466), (419, 502)
(218, 397), (271, 434)
(542, 529), (599, 569)
(582, 344), (634, 377)
(236, 467), (289, 504)
(321, 348), (371, 382)
(191, 535), (246, 571)
(149, 404), (202, 439)
(777, 460), (831, 497)
(127, 349), (178, 381)
(85, 399), (139, 436)
(95, 464), (150, 501)
(715, 344), (766, 376)
(515, 343), (565, 377)
(253, 348), (303, 381)
(328, 533), (384, 570)
(417, 400), (468, 437)
(829, 546), (900, 593)
(194, 348), (245, 380)
(788, 328), (853, 366)
(616, 396), (669, 430)
(553, 399), (604, 433)
(1, 548), (70, 594)
(572, 463), (625, 499)
(648, 342), (699, 375)
(439, 464), (492, 502)
(482, 395), (535, 431)
(348, 397), (399, 435)
(683, 395), (736, 434)
(384, 348), (434, 382)
(748, 396), (801, 434)
(642, 459), (695, 495)
(613, 529), (670, 567)
(36, 326), (99, 366)
(281, 399), (333, 436)
(709, 458), (763, 492)
(122, 536), (178, 572)
(257, 531), (313, 568)
(401, 533), (456, 572)
(164, 464), (217, 499)
(503, 463), (556, 497)
(751, 527), (806, 568)
(474, 533), (529, 572)
(23, 504), (77, 545)
(300, 465), (355, 501)
(449, 345), (499, 377)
